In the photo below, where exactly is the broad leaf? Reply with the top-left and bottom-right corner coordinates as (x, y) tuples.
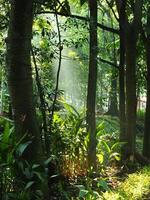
(97, 179), (110, 191)
(79, 189), (89, 198)
(16, 141), (32, 157)
(25, 181), (34, 190)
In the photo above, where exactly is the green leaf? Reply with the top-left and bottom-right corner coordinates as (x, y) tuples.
(34, 171), (44, 182)
(44, 157), (52, 166)
(25, 181), (34, 190)
(97, 179), (110, 191)
(16, 141), (32, 157)
(44, 155), (57, 166)
(102, 141), (111, 153)
(110, 152), (121, 161)
(24, 167), (33, 179)
(1, 123), (13, 150)
(59, 100), (80, 117)
(97, 153), (104, 164)
(111, 142), (126, 151)
(93, 191), (100, 197)
(79, 189), (89, 198)
(32, 164), (40, 169)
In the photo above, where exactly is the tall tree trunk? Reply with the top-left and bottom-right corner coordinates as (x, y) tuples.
(6, 1), (49, 198)
(125, 0), (143, 159)
(87, 0), (98, 169)
(107, 14), (118, 117)
(125, 28), (137, 158)
(118, 0), (126, 142)
(143, 8), (150, 158)
(6, 0), (42, 162)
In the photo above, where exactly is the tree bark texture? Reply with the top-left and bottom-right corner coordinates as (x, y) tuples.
(125, 27), (137, 157)
(125, 0), (143, 158)
(118, 0), (126, 142)
(87, 0), (98, 169)
(6, 0), (43, 163)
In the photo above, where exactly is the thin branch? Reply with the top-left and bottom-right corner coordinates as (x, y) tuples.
(98, 57), (119, 69)
(36, 11), (119, 34)
(49, 8), (63, 133)
(31, 46), (49, 154)
(105, 0), (119, 22)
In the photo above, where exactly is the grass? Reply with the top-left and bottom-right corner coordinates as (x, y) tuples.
(102, 167), (150, 200)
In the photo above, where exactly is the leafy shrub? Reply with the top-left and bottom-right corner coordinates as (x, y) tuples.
(96, 117), (123, 168)
(51, 101), (87, 178)
(0, 118), (49, 200)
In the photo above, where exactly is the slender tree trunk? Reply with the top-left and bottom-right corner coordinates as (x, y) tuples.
(143, 9), (150, 158)
(107, 14), (118, 117)
(125, 29), (137, 158)
(118, 0), (126, 142)
(108, 68), (118, 116)
(125, 0), (143, 159)
(87, 0), (98, 169)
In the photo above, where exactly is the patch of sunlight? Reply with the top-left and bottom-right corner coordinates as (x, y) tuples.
(68, 50), (78, 58)
(102, 167), (150, 200)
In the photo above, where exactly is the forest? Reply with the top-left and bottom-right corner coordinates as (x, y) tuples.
(0, 0), (150, 199)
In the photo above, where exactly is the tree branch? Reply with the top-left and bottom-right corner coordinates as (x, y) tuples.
(31, 46), (49, 154)
(105, 0), (119, 22)
(36, 11), (119, 34)
(98, 57), (119, 69)
(49, 9), (63, 134)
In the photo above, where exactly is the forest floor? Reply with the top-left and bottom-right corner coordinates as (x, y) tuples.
(55, 163), (150, 199)
(102, 165), (150, 200)
(1, 113), (149, 199)
(59, 113), (150, 200)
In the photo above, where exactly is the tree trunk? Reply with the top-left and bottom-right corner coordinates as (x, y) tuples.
(125, 28), (137, 158)
(118, 0), (126, 142)
(125, 0), (143, 159)
(87, 0), (98, 169)
(6, 0), (49, 198)
(6, 0), (42, 162)
(107, 69), (118, 116)
(143, 9), (150, 158)
(107, 13), (119, 117)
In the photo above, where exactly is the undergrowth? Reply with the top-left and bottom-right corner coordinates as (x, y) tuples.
(103, 167), (150, 200)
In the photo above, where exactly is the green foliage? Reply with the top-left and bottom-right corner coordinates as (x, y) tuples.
(73, 176), (110, 200)
(103, 167), (150, 200)
(0, 119), (14, 163)
(72, 167), (150, 200)
(97, 140), (122, 167)
(78, 186), (101, 199)
(0, 120), (15, 199)
(96, 116), (123, 167)
(97, 115), (120, 137)
(0, 118), (48, 200)
(51, 101), (87, 177)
